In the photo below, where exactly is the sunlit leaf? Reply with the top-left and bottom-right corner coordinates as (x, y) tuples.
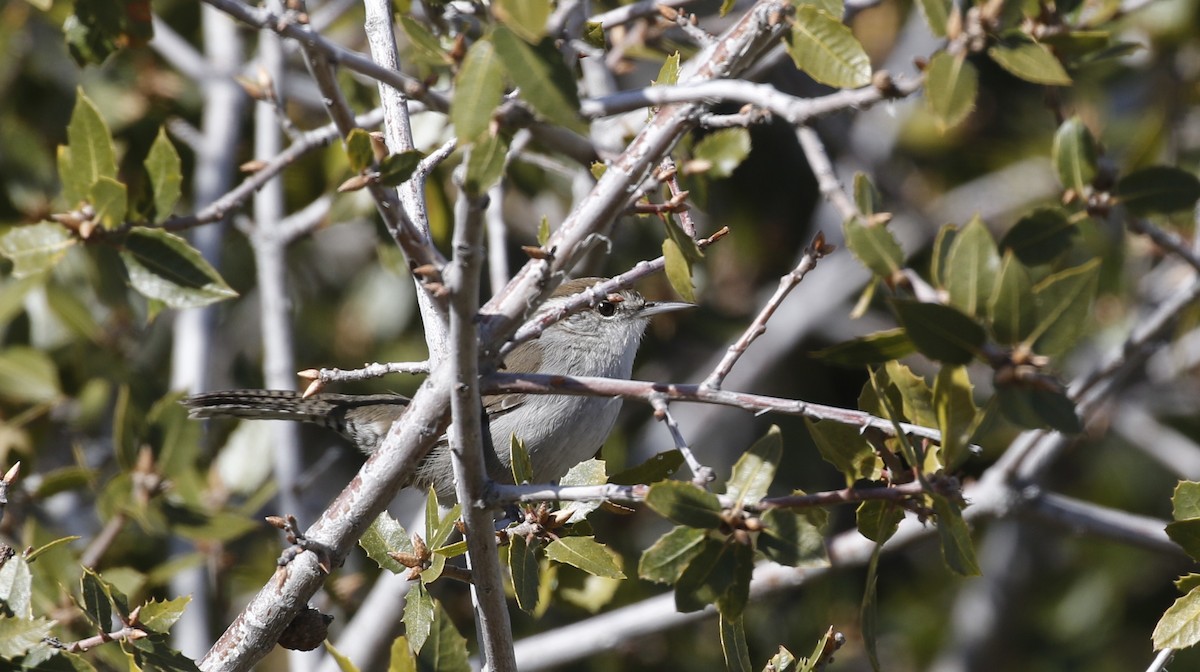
(914, 0), (951, 36)
(120, 228), (238, 309)
(856, 501), (904, 543)
(639, 525), (707, 584)
(988, 41), (1071, 85)
(720, 615), (752, 672)
(932, 366), (977, 469)
(464, 132), (508, 195)
(492, 0), (551, 43)
(785, 6), (872, 88)
(0, 346), (60, 403)
(804, 418), (879, 486)
(944, 216), (1000, 319)
(404, 582), (434, 654)
(931, 494), (980, 576)
(1153, 587), (1200, 650)
(725, 425), (781, 507)
(492, 27), (585, 133)
(453, 39), (506, 143)
(0, 222), (76, 277)
(1052, 116), (1098, 195)
(509, 534), (540, 613)
(545, 536), (625, 579)
(844, 216), (903, 278)
(691, 128), (751, 179)
(925, 52), (978, 130)
(758, 509), (827, 566)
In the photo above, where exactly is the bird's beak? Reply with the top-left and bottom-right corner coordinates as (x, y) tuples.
(638, 300), (694, 318)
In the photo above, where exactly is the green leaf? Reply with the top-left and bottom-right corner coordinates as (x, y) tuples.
(61, 88), (118, 205)
(510, 434), (533, 484)
(932, 366), (977, 469)
(1177, 574), (1200, 593)
(758, 509), (827, 566)
(537, 216), (550, 246)
(1026, 258), (1100, 357)
(378, 150), (423, 187)
(914, 0), (951, 36)
(675, 537), (736, 613)
(0, 554), (33, 618)
(856, 501), (904, 543)
(397, 15), (451, 65)
(1153, 586), (1200, 650)
(884, 361), (936, 429)
(843, 216), (903, 278)
(812, 328), (916, 367)
(931, 224), (958, 287)
(646, 480), (723, 528)
(987, 41), (1071, 85)
(924, 52), (978, 131)
(691, 128), (751, 179)
(1173, 482), (1200, 520)
(492, 27), (585, 133)
(145, 128), (182, 222)
(989, 252), (1036, 345)
(120, 228), (238, 309)
(785, 6), (872, 88)
(999, 207), (1078, 266)
(325, 641), (362, 672)
(931, 494), (980, 576)
(1116, 166), (1200, 216)
(464, 132), (509, 195)
(493, 0), (551, 42)
(804, 418), (879, 486)
(138, 596), (190, 633)
(1166, 520), (1200, 562)
(996, 384), (1081, 433)
(360, 512), (412, 574)
(404, 583), (435, 654)
(0, 222), (77, 277)
(90, 175), (128, 230)
(654, 52), (680, 86)
(0, 616), (55, 659)
(892, 300), (986, 365)
(639, 525), (707, 584)
(720, 615), (753, 672)
(509, 534), (540, 613)
(559, 574), (620, 613)
(544, 536), (625, 579)
(861, 546), (883, 672)
(345, 128), (374, 173)
(81, 569), (112, 629)
(0, 346), (61, 403)
(609, 450), (683, 485)
(1052, 117), (1098, 195)
(944, 216), (1000, 319)
(389, 636), (418, 672)
(725, 425), (781, 507)
(853, 172), (881, 216)
(663, 238), (696, 304)
(416, 605), (469, 672)
(453, 39), (506, 143)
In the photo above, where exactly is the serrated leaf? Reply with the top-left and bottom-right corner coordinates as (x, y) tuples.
(417, 606), (470, 672)
(427, 492), (461, 550)
(397, 15), (451, 65)
(361, 512), (412, 574)
(90, 176), (127, 230)
(345, 128), (374, 173)
(999, 207), (1078, 266)
(81, 569), (112, 630)
(945, 216), (1000, 319)
(692, 128), (751, 179)
(1154, 587), (1200, 650)
(404, 582), (435, 654)
(453, 39), (506, 143)
(464, 132), (508, 195)
(145, 128), (182, 222)
(1177, 574), (1200, 593)
(0, 554), (32, 619)
(914, 0), (951, 36)
(1116, 166), (1200, 216)
(884, 361), (935, 428)
(726, 426), (781, 507)
(931, 494), (980, 576)
(1173, 482), (1200, 520)
(933, 366), (977, 469)
(812, 328), (916, 367)
(0, 616), (55, 659)
(785, 6), (872, 88)
(493, 0), (551, 42)
(509, 534), (540, 613)
(989, 252), (1035, 344)
(759, 509), (827, 566)
(0, 222), (77, 277)
(639, 525), (707, 584)
(0, 346), (61, 403)
(856, 501), (904, 543)
(62, 88), (118, 204)
(1167, 520), (1200, 561)
(654, 52), (680, 86)
(1052, 116), (1098, 195)
(925, 52), (978, 130)
(804, 418), (879, 486)
(721, 615), (753, 672)
(609, 450), (683, 485)
(544, 536), (625, 579)
(120, 228), (237, 309)
(646, 480), (723, 528)
(492, 27), (585, 133)
(510, 434), (533, 484)
(853, 172), (881, 216)
(378, 150), (423, 187)
(138, 596), (190, 633)
(987, 41), (1071, 85)
(663, 238), (696, 303)
(844, 216), (903, 277)
(1026, 258), (1100, 357)
(892, 300), (985, 365)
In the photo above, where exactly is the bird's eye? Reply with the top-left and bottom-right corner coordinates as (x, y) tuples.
(596, 300), (617, 317)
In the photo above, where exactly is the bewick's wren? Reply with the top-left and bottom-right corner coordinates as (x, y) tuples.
(183, 278), (690, 499)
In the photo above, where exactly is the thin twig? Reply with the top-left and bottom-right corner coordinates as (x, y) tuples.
(796, 126), (859, 221)
(649, 395), (713, 486)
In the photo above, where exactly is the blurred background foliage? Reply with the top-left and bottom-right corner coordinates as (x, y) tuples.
(0, 0), (1199, 669)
